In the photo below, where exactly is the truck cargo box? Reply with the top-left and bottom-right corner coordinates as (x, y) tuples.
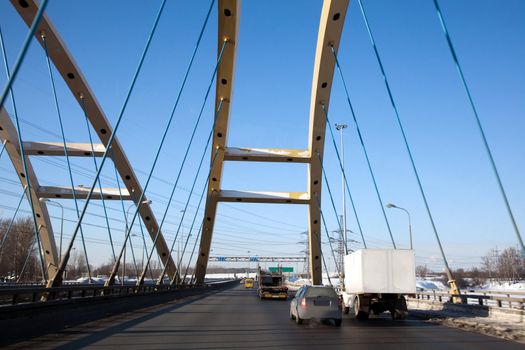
(344, 249), (416, 294)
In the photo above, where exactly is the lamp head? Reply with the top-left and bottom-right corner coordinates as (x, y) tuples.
(385, 203), (396, 208)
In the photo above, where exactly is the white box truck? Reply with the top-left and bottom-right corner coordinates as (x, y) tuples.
(340, 249), (416, 320)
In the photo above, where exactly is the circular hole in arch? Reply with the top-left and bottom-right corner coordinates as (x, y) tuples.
(125, 175), (131, 180)
(84, 152), (91, 156)
(316, 136), (321, 141)
(37, 151), (44, 155)
(55, 194), (61, 198)
(242, 157), (248, 160)
(212, 177), (217, 182)
(217, 132), (223, 138)
(333, 13), (340, 21)
(106, 195), (113, 199)
(224, 8), (231, 16)
(207, 217), (211, 221)
(313, 180), (318, 185)
(45, 250), (50, 255)
(221, 78), (228, 85)
(313, 220), (318, 224)
(0, 126), (3, 130)
(20, 172), (25, 178)
(18, 0), (29, 8)
(286, 200), (291, 203)
(145, 216), (151, 221)
(162, 252), (166, 257)
(315, 255), (319, 260)
(287, 158), (293, 162)
(201, 253), (206, 257)
(100, 128), (107, 134)
(236, 198), (242, 202)
(321, 82), (327, 88)
(66, 72), (75, 79)
(36, 213), (41, 218)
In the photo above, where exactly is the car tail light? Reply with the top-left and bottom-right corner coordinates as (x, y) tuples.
(301, 298), (306, 308)
(338, 296), (343, 309)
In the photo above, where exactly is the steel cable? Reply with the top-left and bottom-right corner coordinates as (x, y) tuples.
(357, 0), (451, 270)
(433, 0), (524, 254)
(0, 24), (46, 279)
(321, 104), (367, 249)
(330, 44), (396, 248)
(41, 33), (92, 280)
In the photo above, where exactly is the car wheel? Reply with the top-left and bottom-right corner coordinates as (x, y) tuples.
(334, 319), (342, 327)
(290, 310), (295, 320)
(343, 306), (350, 314)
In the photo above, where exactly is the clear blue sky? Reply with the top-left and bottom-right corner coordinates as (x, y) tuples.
(0, 0), (523, 273)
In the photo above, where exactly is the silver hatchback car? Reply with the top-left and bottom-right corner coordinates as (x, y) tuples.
(289, 285), (342, 326)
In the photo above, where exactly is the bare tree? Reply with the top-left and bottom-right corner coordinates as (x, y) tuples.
(497, 247), (525, 282)
(416, 265), (429, 278)
(0, 217), (39, 282)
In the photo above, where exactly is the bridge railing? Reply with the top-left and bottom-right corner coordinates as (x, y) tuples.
(410, 290), (525, 309)
(0, 280), (239, 307)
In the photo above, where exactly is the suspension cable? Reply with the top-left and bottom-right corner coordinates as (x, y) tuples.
(41, 33), (92, 281)
(330, 44), (396, 248)
(102, 0), (217, 287)
(0, 0), (49, 109)
(52, 0), (168, 286)
(155, 44), (228, 284)
(321, 104), (368, 249)
(0, 24), (46, 278)
(321, 251), (332, 286)
(0, 186), (26, 256)
(17, 225), (43, 283)
(159, 147), (220, 285)
(124, 188), (142, 279)
(0, 140), (6, 158)
(314, 195), (341, 274)
(137, 36), (227, 284)
(80, 95), (117, 261)
(174, 127), (224, 285)
(433, 0), (524, 253)
(316, 152), (344, 240)
(357, 0), (451, 271)
(184, 222), (203, 284)
(137, 210), (155, 281)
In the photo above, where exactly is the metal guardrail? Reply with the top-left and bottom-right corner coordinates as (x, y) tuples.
(410, 290), (525, 309)
(0, 280), (239, 307)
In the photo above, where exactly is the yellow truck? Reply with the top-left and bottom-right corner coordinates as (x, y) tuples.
(257, 269), (288, 299)
(244, 278), (254, 288)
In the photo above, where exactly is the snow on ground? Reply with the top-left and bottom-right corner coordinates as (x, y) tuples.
(481, 281), (525, 291)
(416, 278), (447, 291)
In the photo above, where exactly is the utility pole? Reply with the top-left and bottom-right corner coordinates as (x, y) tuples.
(335, 123), (348, 253)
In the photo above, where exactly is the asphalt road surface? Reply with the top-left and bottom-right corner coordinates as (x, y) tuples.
(4, 284), (524, 349)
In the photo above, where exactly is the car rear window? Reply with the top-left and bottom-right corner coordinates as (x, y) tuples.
(306, 287), (337, 298)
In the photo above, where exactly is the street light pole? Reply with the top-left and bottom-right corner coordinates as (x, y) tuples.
(386, 203), (412, 249)
(39, 198), (64, 257)
(335, 123), (348, 253)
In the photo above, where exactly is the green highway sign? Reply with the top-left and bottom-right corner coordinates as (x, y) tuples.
(269, 267), (293, 273)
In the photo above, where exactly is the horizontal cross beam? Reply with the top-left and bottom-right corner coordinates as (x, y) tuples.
(37, 186), (131, 200)
(218, 190), (309, 204)
(209, 256), (306, 262)
(224, 147), (310, 163)
(23, 141), (105, 157)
